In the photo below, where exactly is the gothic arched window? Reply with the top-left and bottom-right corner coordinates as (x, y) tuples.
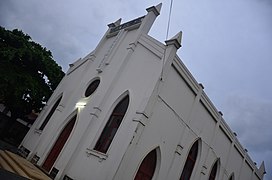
(209, 160), (219, 180)
(134, 149), (157, 180)
(94, 95), (129, 153)
(180, 141), (198, 180)
(229, 174), (234, 180)
(39, 96), (62, 130)
(85, 79), (100, 97)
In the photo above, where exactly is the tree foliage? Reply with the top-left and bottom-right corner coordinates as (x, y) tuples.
(0, 26), (65, 119)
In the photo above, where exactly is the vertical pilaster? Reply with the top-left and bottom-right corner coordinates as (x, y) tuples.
(161, 31), (182, 81)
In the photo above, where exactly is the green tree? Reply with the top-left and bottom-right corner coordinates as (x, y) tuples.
(0, 26), (65, 138)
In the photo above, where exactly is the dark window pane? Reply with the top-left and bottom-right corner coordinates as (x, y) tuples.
(209, 161), (218, 180)
(85, 79), (100, 97)
(94, 95), (129, 153)
(39, 96), (62, 130)
(134, 149), (157, 180)
(180, 141), (198, 180)
(229, 175), (234, 180)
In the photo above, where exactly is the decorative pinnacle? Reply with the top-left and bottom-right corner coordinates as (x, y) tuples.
(146, 3), (162, 16)
(259, 161), (266, 175)
(165, 31), (183, 49)
(108, 18), (122, 28)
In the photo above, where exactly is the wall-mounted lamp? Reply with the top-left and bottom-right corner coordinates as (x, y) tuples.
(76, 102), (87, 108)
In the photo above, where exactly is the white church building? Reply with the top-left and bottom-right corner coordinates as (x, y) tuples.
(19, 4), (266, 180)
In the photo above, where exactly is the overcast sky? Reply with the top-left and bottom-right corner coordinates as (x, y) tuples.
(1, 0), (271, 179)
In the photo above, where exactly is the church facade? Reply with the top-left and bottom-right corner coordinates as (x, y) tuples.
(19, 4), (266, 180)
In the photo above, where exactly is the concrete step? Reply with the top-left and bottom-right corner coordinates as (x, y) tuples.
(0, 155), (16, 174)
(0, 150), (30, 178)
(0, 150), (51, 180)
(6, 151), (51, 180)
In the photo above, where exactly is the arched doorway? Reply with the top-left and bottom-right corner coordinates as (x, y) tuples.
(134, 149), (157, 180)
(42, 115), (76, 172)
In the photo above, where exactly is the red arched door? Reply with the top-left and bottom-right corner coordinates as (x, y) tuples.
(134, 149), (157, 180)
(42, 115), (76, 172)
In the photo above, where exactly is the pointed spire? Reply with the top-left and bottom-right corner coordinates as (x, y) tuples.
(146, 3), (162, 16)
(165, 31), (183, 49)
(259, 161), (266, 175)
(155, 3), (162, 14)
(114, 18), (122, 26)
(108, 18), (122, 28)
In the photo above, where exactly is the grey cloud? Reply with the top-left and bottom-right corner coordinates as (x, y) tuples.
(223, 95), (272, 179)
(0, 0), (271, 179)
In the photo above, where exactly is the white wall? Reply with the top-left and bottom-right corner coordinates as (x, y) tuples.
(20, 4), (264, 180)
